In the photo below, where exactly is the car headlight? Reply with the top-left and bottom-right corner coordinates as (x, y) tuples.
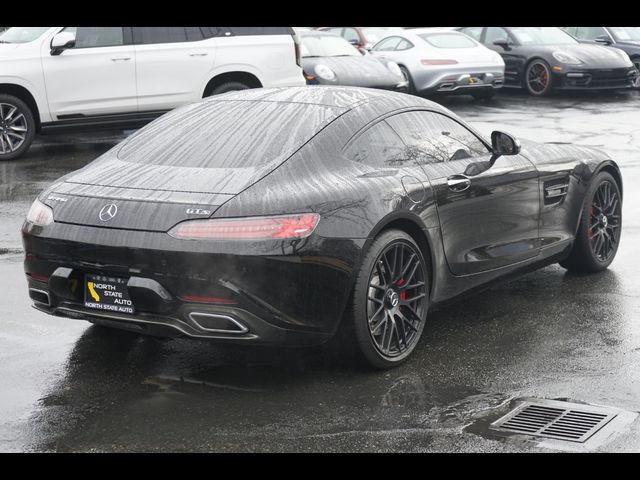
(26, 199), (54, 226)
(314, 64), (336, 81)
(386, 61), (402, 77)
(552, 51), (583, 65)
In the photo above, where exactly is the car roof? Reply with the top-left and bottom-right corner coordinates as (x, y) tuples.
(211, 86), (449, 114)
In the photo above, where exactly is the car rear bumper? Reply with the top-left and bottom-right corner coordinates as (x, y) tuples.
(554, 67), (639, 90)
(414, 66), (505, 94)
(23, 221), (363, 346)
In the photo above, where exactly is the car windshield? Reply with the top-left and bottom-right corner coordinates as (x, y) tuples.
(419, 32), (477, 48)
(510, 27), (578, 46)
(360, 27), (402, 43)
(0, 27), (50, 44)
(609, 27), (640, 41)
(301, 35), (360, 57)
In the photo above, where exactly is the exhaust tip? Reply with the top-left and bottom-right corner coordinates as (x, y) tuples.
(188, 312), (249, 334)
(29, 288), (51, 306)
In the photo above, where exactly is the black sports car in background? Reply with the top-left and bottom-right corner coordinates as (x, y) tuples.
(562, 27), (640, 72)
(300, 31), (408, 91)
(457, 26), (638, 95)
(23, 87), (623, 368)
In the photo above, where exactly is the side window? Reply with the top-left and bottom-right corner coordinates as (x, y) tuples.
(576, 26), (607, 41)
(132, 27), (189, 45)
(186, 27), (204, 41)
(396, 39), (414, 51)
(63, 27), (124, 48)
(343, 27), (360, 44)
(385, 111), (490, 164)
(344, 121), (407, 168)
(563, 27), (578, 37)
(326, 28), (344, 36)
(372, 36), (401, 51)
(461, 27), (483, 41)
(484, 27), (510, 45)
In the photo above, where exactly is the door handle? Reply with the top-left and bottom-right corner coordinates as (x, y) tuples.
(110, 56), (131, 62)
(447, 174), (471, 192)
(189, 52), (208, 57)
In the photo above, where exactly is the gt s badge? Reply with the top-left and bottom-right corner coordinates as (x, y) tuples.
(186, 208), (211, 215)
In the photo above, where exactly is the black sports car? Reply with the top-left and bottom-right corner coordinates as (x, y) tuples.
(300, 31), (408, 91)
(457, 26), (639, 95)
(23, 87), (623, 368)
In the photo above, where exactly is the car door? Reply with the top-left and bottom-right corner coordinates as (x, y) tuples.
(482, 27), (521, 84)
(386, 110), (540, 276)
(133, 27), (215, 112)
(41, 27), (137, 118)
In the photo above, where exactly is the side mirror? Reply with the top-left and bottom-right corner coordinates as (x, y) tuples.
(492, 39), (511, 51)
(491, 131), (521, 156)
(358, 47), (368, 55)
(348, 39), (361, 47)
(595, 35), (612, 45)
(51, 32), (76, 55)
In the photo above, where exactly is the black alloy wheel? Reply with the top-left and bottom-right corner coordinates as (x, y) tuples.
(352, 230), (429, 369)
(560, 172), (622, 272)
(525, 60), (553, 96)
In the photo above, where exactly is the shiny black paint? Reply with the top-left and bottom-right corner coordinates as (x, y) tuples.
(459, 27), (639, 91)
(23, 87), (622, 346)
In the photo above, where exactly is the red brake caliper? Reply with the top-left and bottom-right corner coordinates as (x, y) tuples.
(397, 278), (406, 301)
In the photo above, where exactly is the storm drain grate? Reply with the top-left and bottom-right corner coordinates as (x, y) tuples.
(490, 400), (618, 443)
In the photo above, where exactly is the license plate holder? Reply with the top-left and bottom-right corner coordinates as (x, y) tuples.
(84, 274), (134, 314)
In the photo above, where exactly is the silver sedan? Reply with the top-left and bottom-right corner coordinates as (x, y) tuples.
(369, 28), (505, 99)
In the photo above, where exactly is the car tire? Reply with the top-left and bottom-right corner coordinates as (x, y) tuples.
(399, 66), (415, 95)
(524, 59), (553, 96)
(0, 94), (36, 161)
(471, 89), (497, 101)
(351, 229), (429, 369)
(206, 81), (251, 97)
(560, 172), (622, 273)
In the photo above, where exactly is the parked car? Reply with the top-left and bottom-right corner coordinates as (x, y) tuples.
(316, 27), (403, 50)
(562, 27), (640, 72)
(458, 26), (638, 96)
(23, 86), (623, 368)
(300, 31), (408, 91)
(368, 28), (505, 99)
(0, 27), (305, 160)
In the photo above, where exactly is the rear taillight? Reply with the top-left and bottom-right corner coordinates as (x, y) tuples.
(293, 32), (301, 67)
(168, 213), (320, 241)
(26, 199), (54, 226)
(421, 59), (459, 66)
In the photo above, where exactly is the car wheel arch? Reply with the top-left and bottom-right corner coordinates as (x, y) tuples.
(202, 71), (263, 97)
(362, 212), (436, 299)
(0, 83), (41, 131)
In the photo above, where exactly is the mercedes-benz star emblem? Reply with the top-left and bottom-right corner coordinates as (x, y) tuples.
(99, 204), (118, 222)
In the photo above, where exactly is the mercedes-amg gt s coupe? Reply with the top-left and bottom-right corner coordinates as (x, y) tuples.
(23, 86), (623, 368)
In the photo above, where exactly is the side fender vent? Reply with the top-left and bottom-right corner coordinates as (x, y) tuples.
(544, 175), (570, 206)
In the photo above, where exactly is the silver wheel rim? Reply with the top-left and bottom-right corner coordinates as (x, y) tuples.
(0, 102), (28, 154)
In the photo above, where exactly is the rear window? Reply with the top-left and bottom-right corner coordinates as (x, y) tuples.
(118, 100), (340, 169)
(419, 32), (477, 48)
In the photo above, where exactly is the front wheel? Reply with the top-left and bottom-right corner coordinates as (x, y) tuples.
(560, 172), (622, 273)
(399, 66), (416, 95)
(524, 59), (553, 96)
(0, 94), (36, 160)
(351, 230), (429, 369)
(206, 81), (251, 97)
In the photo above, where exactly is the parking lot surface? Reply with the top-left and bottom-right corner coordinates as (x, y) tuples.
(1, 89), (639, 452)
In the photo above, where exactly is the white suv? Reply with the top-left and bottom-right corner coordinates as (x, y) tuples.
(0, 27), (305, 160)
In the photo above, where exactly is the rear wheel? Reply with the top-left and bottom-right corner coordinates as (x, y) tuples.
(351, 230), (429, 369)
(0, 94), (36, 160)
(524, 59), (553, 96)
(206, 81), (251, 97)
(399, 66), (415, 95)
(560, 172), (622, 273)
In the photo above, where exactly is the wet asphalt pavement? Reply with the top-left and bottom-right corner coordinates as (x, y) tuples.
(1, 89), (640, 452)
